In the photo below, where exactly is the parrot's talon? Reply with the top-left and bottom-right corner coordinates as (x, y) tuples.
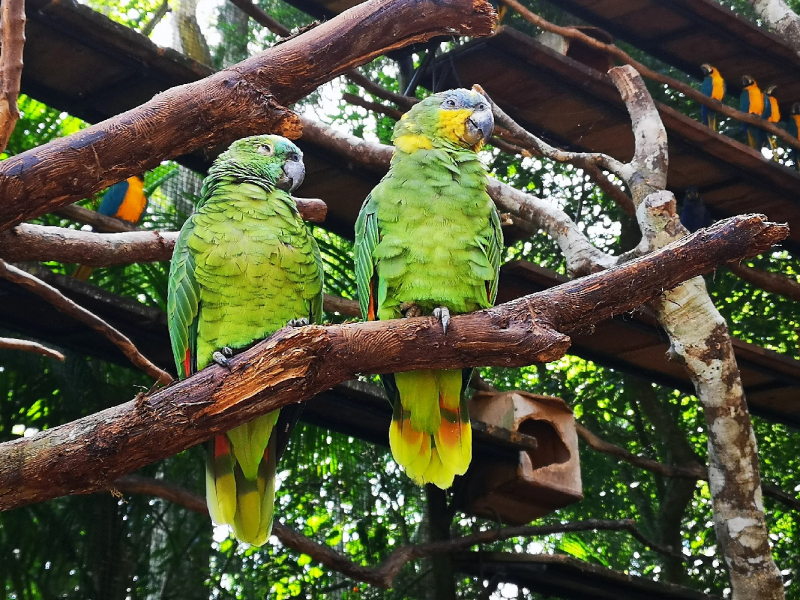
(212, 351), (231, 369)
(433, 306), (451, 334)
(221, 346), (234, 358)
(287, 318), (309, 328)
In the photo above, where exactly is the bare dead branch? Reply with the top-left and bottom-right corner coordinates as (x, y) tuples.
(0, 337), (65, 361)
(0, 0), (496, 232)
(0, 212), (786, 511)
(140, 0), (170, 37)
(576, 423), (800, 513)
(228, 0), (291, 37)
(0, 0), (25, 153)
(54, 205), (140, 233)
(113, 475), (703, 587)
(323, 293), (359, 317)
(346, 71), (416, 110)
(728, 263), (800, 303)
(499, 0), (800, 153)
(0, 260), (172, 384)
(0, 225), (179, 266)
(474, 83), (631, 180)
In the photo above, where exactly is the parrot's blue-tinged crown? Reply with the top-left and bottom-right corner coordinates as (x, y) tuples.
(208, 134), (305, 194)
(393, 88), (494, 152)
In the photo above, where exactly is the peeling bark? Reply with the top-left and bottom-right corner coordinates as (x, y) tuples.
(485, 63), (785, 598)
(749, 0), (800, 54)
(0, 213), (785, 510)
(639, 195), (784, 599)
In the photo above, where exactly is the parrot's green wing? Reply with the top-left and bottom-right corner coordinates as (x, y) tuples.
(167, 216), (200, 379)
(309, 233), (325, 324)
(484, 204), (503, 304)
(354, 193), (380, 321)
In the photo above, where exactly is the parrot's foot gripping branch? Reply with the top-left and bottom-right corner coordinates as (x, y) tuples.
(432, 306), (450, 335)
(212, 346), (235, 369)
(287, 318), (310, 328)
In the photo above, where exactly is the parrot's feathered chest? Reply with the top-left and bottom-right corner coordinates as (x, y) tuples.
(187, 182), (322, 368)
(370, 148), (500, 316)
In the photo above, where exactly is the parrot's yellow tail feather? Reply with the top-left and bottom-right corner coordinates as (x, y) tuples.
(390, 368), (472, 489)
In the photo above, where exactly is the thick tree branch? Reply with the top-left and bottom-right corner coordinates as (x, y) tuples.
(0, 197), (327, 265)
(609, 62), (784, 597)
(499, 0), (800, 153)
(0, 337), (65, 361)
(0, 0), (496, 231)
(114, 475), (702, 587)
(0, 213), (786, 510)
(0, 225), (179, 266)
(0, 260), (172, 384)
(0, 0), (25, 154)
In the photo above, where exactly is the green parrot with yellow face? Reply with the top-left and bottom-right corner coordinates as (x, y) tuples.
(168, 134), (323, 545)
(355, 89), (503, 489)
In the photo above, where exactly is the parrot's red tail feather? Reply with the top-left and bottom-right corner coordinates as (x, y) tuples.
(183, 349), (192, 377)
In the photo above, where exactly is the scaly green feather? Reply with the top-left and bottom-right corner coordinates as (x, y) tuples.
(355, 89), (502, 489)
(168, 134), (323, 545)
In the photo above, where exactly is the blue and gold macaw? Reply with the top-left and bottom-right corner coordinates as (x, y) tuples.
(73, 175), (148, 281)
(740, 75), (765, 149)
(700, 64), (725, 132)
(762, 85), (781, 155)
(788, 102), (800, 172)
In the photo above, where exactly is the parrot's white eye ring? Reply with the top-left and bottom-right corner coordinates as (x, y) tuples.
(444, 98), (456, 108)
(257, 144), (274, 155)
(476, 102), (487, 111)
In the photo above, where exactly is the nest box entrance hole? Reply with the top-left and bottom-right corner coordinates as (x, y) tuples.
(518, 418), (570, 469)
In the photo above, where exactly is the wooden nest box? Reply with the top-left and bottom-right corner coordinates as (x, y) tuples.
(537, 26), (615, 73)
(465, 391), (583, 525)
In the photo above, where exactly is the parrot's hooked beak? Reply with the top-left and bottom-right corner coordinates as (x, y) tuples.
(463, 107), (494, 147)
(277, 152), (306, 192)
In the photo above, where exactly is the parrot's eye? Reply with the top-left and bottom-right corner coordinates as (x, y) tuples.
(257, 144), (274, 155)
(288, 152), (301, 162)
(476, 102), (487, 111)
(444, 98), (456, 108)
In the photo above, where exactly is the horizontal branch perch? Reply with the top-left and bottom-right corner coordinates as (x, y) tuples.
(1, 198), (327, 266)
(0, 337), (65, 361)
(0, 213), (785, 510)
(114, 475), (696, 588)
(576, 423), (800, 512)
(0, 0), (495, 231)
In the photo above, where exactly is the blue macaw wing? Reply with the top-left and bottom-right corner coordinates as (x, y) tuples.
(701, 77), (713, 97)
(762, 94), (772, 120)
(739, 91), (750, 113)
(97, 180), (130, 217)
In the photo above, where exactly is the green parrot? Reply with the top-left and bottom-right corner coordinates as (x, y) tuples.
(167, 134), (323, 546)
(355, 89), (502, 489)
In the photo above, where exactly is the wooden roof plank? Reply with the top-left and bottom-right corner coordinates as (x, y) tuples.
(551, 0), (800, 106)
(424, 27), (800, 251)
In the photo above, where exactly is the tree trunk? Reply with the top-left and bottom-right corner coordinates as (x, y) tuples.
(749, 0), (800, 53)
